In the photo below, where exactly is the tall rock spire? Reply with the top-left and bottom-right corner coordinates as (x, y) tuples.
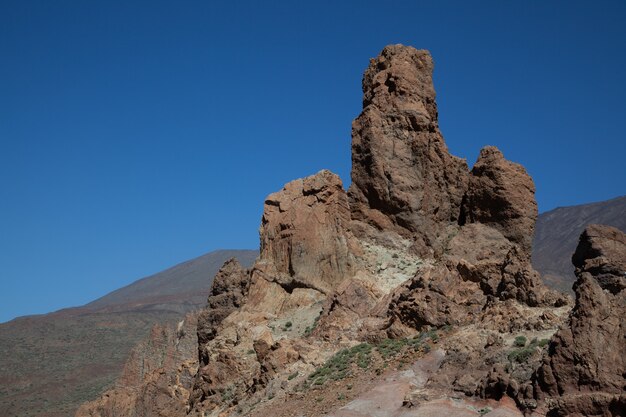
(348, 44), (469, 254)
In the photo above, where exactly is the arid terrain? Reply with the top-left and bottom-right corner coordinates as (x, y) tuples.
(0, 250), (257, 417)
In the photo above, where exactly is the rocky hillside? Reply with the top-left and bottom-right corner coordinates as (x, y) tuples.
(532, 196), (626, 293)
(76, 45), (625, 417)
(0, 249), (257, 417)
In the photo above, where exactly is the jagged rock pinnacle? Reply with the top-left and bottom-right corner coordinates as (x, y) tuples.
(348, 44), (469, 255)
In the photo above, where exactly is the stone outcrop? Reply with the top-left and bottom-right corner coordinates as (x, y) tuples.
(189, 170), (356, 414)
(461, 146), (538, 256)
(75, 313), (198, 417)
(196, 258), (251, 362)
(191, 259), (256, 410)
(346, 45), (559, 336)
(74, 44), (595, 417)
(260, 169), (355, 294)
(571, 224), (626, 293)
(531, 225), (626, 416)
(348, 44), (468, 256)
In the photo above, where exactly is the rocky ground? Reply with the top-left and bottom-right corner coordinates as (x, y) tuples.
(76, 45), (626, 417)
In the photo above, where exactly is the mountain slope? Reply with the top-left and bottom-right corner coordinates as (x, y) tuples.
(0, 249), (257, 417)
(87, 249), (259, 312)
(532, 196), (626, 293)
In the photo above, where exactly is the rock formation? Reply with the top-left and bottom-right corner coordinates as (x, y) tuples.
(76, 313), (199, 417)
(461, 146), (538, 256)
(531, 225), (626, 416)
(75, 44), (599, 417)
(259, 170), (354, 294)
(197, 258), (251, 362)
(348, 44), (468, 256)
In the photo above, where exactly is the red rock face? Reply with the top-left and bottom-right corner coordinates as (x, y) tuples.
(533, 225), (626, 416)
(348, 45), (469, 256)
(461, 146), (538, 257)
(196, 258), (251, 361)
(75, 313), (198, 417)
(260, 169), (354, 294)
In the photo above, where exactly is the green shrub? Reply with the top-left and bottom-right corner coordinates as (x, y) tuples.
(508, 347), (534, 363)
(514, 335), (527, 347)
(304, 315), (320, 337)
(287, 371), (298, 380)
(308, 343), (373, 385)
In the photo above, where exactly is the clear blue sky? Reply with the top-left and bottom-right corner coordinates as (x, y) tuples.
(1, 1), (625, 322)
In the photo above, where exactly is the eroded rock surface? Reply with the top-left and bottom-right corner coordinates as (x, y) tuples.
(532, 225), (626, 416)
(461, 146), (538, 256)
(260, 169), (355, 294)
(197, 258), (251, 358)
(348, 44), (468, 256)
(75, 313), (198, 417)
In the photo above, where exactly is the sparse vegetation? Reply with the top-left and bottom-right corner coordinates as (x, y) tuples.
(478, 406), (492, 415)
(288, 371), (299, 380)
(304, 315), (321, 337)
(514, 335), (527, 347)
(221, 386), (234, 402)
(508, 337), (550, 363)
(304, 331), (440, 389)
(308, 342), (373, 385)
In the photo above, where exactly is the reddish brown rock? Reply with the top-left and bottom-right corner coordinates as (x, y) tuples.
(571, 224), (626, 293)
(389, 224), (565, 334)
(260, 169), (355, 294)
(389, 263), (484, 330)
(532, 225), (626, 416)
(191, 259), (257, 410)
(348, 44), (469, 255)
(196, 258), (251, 362)
(315, 277), (388, 342)
(75, 45), (585, 417)
(448, 224), (557, 306)
(75, 313), (198, 417)
(461, 147), (538, 256)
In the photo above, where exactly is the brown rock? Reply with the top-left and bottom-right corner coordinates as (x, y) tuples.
(190, 259), (259, 411)
(388, 263), (484, 329)
(197, 258), (251, 362)
(348, 44), (469, 255)
(461, 146), (538, 256)
(533, 225), (626, 416)
(260, 169), (354, 294)
(450, 223), (564, 307)
(75, 313), (199, 417)
(572, 223), (626, 293)
(315, 277), (386, 341)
